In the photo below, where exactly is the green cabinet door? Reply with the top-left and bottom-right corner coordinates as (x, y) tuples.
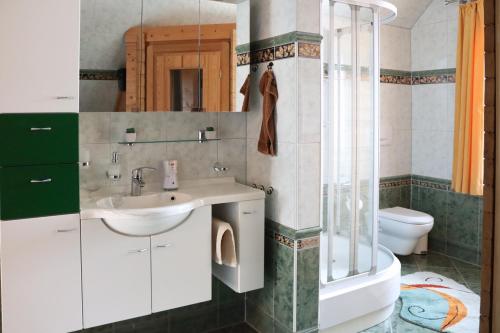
(0, 164), (79, 220)
(0, 113), (78, 166)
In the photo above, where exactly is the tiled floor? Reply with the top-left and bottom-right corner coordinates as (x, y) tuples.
(211, 253), (481, 333)
(363, 252), (481, 333)
(209, 323), (257, 333)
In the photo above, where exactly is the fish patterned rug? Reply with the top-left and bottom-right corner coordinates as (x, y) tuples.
(400, 272), (479, 332)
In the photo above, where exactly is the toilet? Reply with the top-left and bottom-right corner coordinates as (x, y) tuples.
(378, 207), (434, 256)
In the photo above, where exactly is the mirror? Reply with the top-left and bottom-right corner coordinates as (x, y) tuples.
(80, 0), (249, 113)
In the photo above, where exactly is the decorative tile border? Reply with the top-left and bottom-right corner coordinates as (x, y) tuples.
(80, 69), (119, 80)
(236, 31), (322, 66)
(380, 174), (452, 191)
(380, 68), (456, 85)
(275, 233), (295, 249)
(297, 236), (320, 250)
(379, 175), (412, 189)
(268, 220), (322, 249)
(411, 175), (452, 191)
(298, 42), (321, 59)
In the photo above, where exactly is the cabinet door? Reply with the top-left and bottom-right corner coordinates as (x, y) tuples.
(0, 0), (79, 113)
(81, 219), (151, 328)
(1, 214), (82, 333)
(151, 206), (212, 312)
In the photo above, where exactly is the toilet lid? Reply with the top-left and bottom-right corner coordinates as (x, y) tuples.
(379, 207), (434, 225)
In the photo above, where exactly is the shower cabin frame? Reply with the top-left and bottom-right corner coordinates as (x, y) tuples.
(321, 0), (395, 286)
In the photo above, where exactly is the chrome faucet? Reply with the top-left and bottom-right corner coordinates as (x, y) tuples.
(131, 167), (157, 196)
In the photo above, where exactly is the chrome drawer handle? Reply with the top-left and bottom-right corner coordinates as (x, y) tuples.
(156, 244), (172, 248)
(57, 228), (77, 233)
(30, 178), (52, 183)
(55, 96), (75, 100)
(30, 127), (52, 131)
(129, 249), (148, 254)
(243, 211), (254, 215)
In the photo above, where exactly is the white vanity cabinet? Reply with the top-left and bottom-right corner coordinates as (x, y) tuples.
(151, 205), (211, 312)
(0, 0), (80, 113)
(0, 214), (83, 333)
(81, 206), (212, 327)
(212, 199), (265, 293)
(81, 218), (152, 329)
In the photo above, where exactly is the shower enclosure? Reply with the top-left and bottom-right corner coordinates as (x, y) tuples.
(319, 1), (399, 331)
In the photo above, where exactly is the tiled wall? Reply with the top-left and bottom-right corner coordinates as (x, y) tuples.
(380, 175), (483, 266)
(411, 0), (458, 180)
(244, 1), (322, 332)
(246, 221), (320, 333)
(379, 25), (412, 178)
(79, 112), (247, 193)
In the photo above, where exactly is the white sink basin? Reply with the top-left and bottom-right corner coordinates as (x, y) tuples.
(95, 192), (203, 236)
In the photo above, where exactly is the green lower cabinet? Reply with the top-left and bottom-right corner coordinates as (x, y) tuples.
(0, 113), (78, 166)
(0, 164), (79, 220)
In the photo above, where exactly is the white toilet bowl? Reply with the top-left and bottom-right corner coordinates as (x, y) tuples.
(378, 207), (434, 256)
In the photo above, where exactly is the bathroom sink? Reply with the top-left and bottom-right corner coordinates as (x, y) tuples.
(95, 192), (203, 236)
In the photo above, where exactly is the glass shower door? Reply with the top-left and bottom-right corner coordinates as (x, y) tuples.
(321, 0), (379, 283)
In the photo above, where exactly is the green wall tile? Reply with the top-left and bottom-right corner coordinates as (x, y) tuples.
(446, 192), (480, 256)
(399, 185), (411, 209)
(274, 242), (295, 331)
(410, 185), (420, 210)
(419, 187), (448, 251)
(296, 247), (319, 331)
(246, 301), (275, 333)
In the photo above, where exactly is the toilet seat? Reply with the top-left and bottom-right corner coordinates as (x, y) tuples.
(379, 207), (433, 225)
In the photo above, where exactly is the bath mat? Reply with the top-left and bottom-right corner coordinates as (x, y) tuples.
(400, 272), (479, 333)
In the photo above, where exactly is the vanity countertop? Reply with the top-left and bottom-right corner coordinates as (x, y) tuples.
(80, 177), (265, 220)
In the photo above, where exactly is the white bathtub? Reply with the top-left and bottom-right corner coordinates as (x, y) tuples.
(319, 238), (401, 332)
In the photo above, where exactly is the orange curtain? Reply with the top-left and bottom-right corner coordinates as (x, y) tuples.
(452, 0), (485, 196)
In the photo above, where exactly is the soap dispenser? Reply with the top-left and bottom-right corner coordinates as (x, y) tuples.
(107, 152), (121, 181)
(163, 160), (178, 191)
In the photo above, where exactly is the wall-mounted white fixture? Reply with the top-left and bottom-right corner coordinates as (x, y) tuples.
(79, 148), (91, 168)
(163, 160), (179, 191)
(106, 152), (121, 181)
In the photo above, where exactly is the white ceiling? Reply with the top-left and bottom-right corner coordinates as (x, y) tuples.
(386, 0), (434, 28)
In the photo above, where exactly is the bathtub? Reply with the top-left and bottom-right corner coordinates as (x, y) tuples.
(319, 236), (401, 332)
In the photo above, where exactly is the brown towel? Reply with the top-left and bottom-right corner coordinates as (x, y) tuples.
(240, 74), (251, 112)
(258, 70), (278, 156)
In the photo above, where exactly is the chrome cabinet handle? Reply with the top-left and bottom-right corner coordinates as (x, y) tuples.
(30, 127), (52, 131)
(57, 228), (77, 233)
(156, 244), (172, 248)
(243, 211), (254, 215)
(129, 248), (149, 254)
(55, 96), (75, 100)
(30, 178), (52, 183)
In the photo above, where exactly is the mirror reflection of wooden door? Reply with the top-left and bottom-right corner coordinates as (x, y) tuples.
(126, 24), (235, 112)
(149, 53), (199, 112)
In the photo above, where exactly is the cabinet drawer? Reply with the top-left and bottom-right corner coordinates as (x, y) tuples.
(0, 113), (78, 166)
(0, 164), (79, 220)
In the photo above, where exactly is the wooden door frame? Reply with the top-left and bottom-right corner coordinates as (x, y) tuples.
(124, 23), (236, 112)
(482, 0), (497, 332)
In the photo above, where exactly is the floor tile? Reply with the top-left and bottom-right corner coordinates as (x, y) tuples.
(413, 252), (454, 269)
(209, 323), (257, 333)
(362, 253), (481, 333)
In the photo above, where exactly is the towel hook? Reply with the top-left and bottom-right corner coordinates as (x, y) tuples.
(267, 62), (274, 71)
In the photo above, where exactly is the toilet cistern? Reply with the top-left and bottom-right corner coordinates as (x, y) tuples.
(131, 167), (157, 196)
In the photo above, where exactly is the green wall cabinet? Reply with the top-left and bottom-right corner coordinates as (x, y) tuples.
(0, 113), (78, 166)
(0, 164), (79, 220)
